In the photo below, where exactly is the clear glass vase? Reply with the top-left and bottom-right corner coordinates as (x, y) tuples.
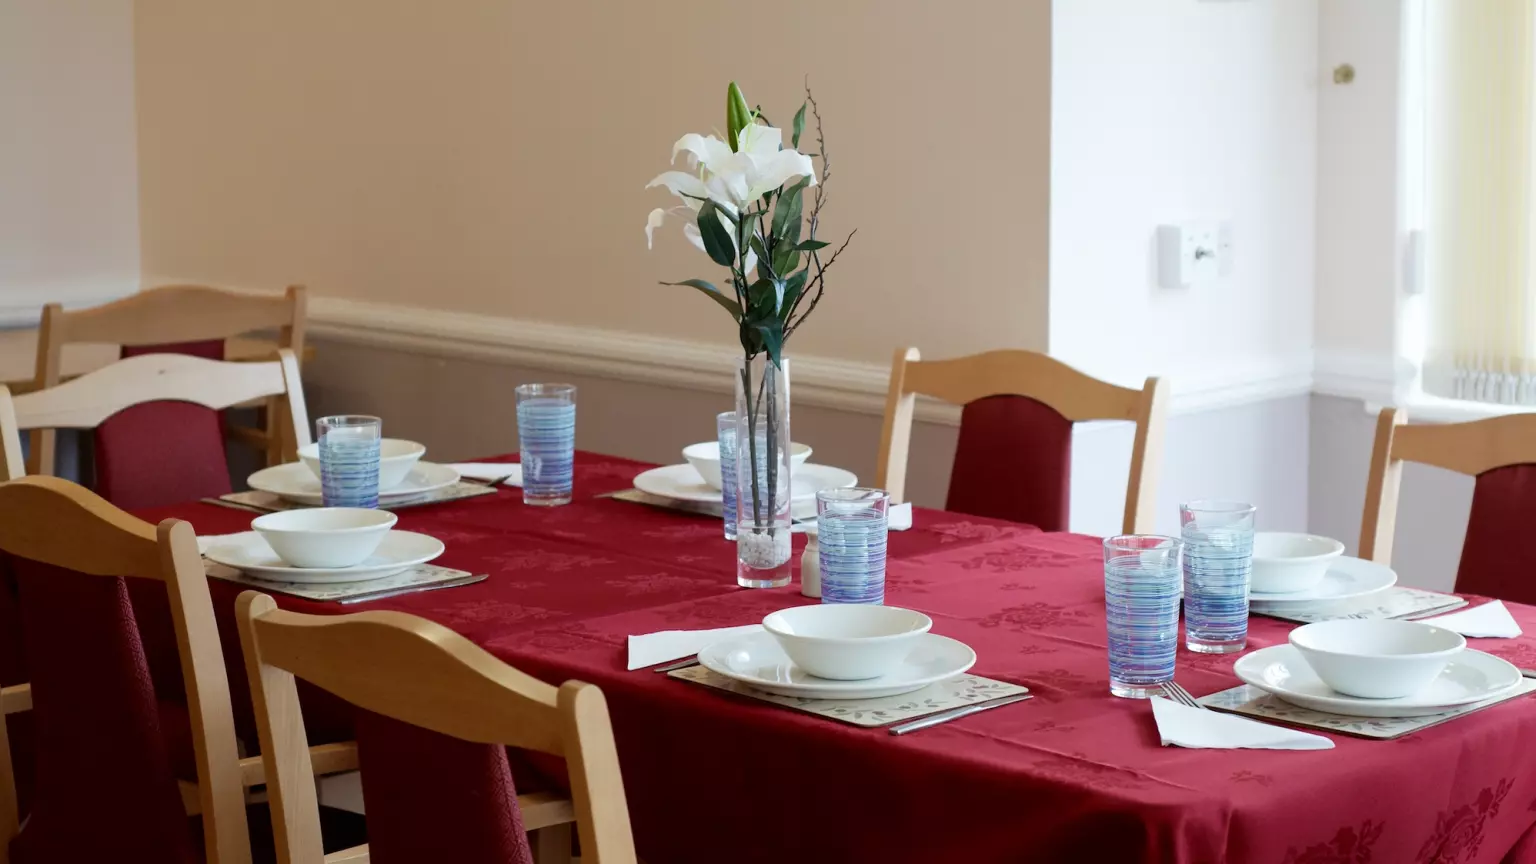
(734, 354), (793, 588)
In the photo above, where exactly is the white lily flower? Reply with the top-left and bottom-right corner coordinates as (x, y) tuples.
(644, 125), (816, 261)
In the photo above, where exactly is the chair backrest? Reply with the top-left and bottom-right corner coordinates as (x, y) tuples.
(1360, 407), (1536, 601)
(236, 593), (637, 864)
(0, 476), (248, 864)
(0, 350), (310, 502)
(29, 284), (308, 476)
(876, 347), (1168, 533)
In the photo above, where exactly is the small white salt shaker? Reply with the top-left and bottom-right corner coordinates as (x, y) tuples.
(800, 522), (821, 599)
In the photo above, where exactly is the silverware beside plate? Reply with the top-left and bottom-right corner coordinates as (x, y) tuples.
(337, 572), (488, 604)
(652, 657), (701, 673)
(888, 693), (1033, 736)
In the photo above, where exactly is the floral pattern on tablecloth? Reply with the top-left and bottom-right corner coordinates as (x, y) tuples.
(667, 667), (1028, 728)
(1418, 779), (1514, 864)
(1282, 820), (1385, 864)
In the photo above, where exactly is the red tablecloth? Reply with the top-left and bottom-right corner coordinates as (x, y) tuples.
(139, 453), (1536, 864)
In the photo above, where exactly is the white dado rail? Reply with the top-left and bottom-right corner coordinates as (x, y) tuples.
(10, 284), (1321, 420)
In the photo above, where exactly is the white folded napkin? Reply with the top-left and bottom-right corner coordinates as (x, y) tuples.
(1426, 600), (1523, 639)
(626, 624), (762, 670)
(889, 501), (914, 532)
(1151, 696), (1334, 750)
(448, 463), (523, 487)
(196, 532), (260, 555)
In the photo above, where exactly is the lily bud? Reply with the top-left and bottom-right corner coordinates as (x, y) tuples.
(726, 81), (752, 153)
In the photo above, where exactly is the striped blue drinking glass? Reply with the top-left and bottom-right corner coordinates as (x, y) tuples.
(1104, 534), (1182, 698)
(1181, 501), (1256, 654)
(515, 383), (577, 506)
(817, 488), (889, 605)
(717, 411), (738, 540)
(317, 415), (381, 508)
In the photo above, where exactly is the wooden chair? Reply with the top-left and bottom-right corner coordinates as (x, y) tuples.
(236, 592), (638, 864)
(0, 349), (310, 509)
(0, 475), (249, 863)
(877, 347), (1168, 534)
(29, 284), (308, 475)
(1361, 407), (1536, 603)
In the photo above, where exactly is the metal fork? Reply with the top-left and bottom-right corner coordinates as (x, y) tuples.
(1161, 681), (1206, 710)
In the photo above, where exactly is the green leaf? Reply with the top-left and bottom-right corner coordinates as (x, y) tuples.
(743, 277), (770, 312)
(779, 270), (809, 320)
(696, 201), (736, 268)
(795, 239), (830, 252)
(755, 322), (784, 367)
(727, 82), (752, 153)
(771, 177), (808, 242)
(749, 235), (774, 278)
(659, 279), (742, 322)
(792, 102), (807, 149)
(772, 245), (799, 279)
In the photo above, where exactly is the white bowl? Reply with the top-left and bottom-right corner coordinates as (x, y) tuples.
(1289, 619), (1466, 699)
(298, 438), (426, 490)
(251, 508), (398, 569)
(1251, 532), (1346, 594)
(761, 605), (932, 681)
(682, 441), (813, 490)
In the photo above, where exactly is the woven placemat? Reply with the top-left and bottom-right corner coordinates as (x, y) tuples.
(668, 666), (1028, 728)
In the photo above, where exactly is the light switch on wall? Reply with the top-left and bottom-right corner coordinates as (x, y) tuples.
(1156, 221), (1226, 289)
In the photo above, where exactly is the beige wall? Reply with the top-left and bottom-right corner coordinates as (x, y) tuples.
(134, 0), (1051, 364)
(1, 0), (139, 313)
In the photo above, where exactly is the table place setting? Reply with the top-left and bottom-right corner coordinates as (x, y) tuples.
(631, 605), (1023, 732)
(625, 427), (860, 532)
(190, 413), (489, 602)
(214, 416), (501, 513)
(195, 508), (476, 601)
(1107, 498), (1536, 751)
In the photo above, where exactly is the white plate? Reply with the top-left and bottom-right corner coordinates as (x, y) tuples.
(247, 462), (461, 506)
(632, 463), (858, 505)
(205, 530), (446, 584)
(1233, 644), (1521, 717)
(698, 631), (976, 700)
(1248, 556), (1397, 604)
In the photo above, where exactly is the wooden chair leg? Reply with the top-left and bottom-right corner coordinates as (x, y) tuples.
(532, 823), (574, 864)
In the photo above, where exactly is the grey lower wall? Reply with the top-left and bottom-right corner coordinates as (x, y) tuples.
(1308, 394), (1470, 592)
(1069, 394), (1312, 538)
(305, 337), (1313, 540)
(303, 338), (966, 509)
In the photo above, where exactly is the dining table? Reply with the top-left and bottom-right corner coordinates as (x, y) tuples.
(137, 451), (1536, 864)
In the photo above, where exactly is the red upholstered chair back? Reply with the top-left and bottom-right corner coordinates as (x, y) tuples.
(0, 350), (311, 500)
(97, 339), (232, 511)
(877, 348), (1168, 534)
(0, 476), (249, 864)
(1457, 464), (1536, 603)
(236, 593), (638, 864)
(354, 710), (534, 864)
(1361, 409), (1536, 604)
(946, 395), (1074, 531)
(28, 284), (308, 477)
(6, 556), (197, 864)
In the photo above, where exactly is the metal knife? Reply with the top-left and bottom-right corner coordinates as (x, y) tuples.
(652, 657), (702, 673)
(337, 573), (488, 605)
(1522, 669), (1536, 680)
(888, 694), (1034, 736)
